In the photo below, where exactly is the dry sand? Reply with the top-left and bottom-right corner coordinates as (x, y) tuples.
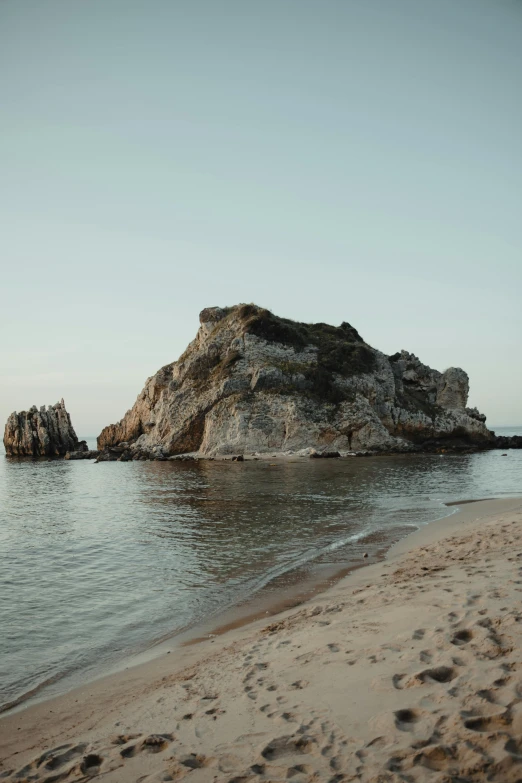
(2, 497), (522, 782)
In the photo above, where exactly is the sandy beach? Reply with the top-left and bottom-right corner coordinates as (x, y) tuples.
(2, 497), (522, 782)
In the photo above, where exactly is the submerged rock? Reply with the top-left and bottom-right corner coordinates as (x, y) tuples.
(97, 304), (494, 459)
(4, 400), (83, 457)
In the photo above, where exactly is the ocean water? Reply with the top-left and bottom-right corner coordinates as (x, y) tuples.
(1, 429), (521, 712)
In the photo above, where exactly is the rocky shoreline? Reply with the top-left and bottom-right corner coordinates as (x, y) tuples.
(7, 434), (520, 462)
(85, 437), (520, 463)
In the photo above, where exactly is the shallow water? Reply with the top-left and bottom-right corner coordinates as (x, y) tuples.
(1, 427), (521, 710)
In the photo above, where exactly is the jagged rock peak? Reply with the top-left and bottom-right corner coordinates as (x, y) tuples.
(3, 399), (83, 457)
(97, 303), (493, 459)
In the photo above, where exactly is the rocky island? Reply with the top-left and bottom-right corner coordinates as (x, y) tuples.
(96, 304), (495, 460)
(3, 400), (96, 458)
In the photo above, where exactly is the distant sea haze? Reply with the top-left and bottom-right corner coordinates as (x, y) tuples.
(1, 437), (521, 712)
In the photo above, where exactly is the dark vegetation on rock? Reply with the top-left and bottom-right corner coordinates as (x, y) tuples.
(238, 306), (375, 404)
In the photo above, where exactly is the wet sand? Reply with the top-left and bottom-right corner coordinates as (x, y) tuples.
(2, 497), (522, 782)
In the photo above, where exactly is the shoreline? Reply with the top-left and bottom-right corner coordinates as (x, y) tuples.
(0, 521), (420, 716)
(2, 496), (522, 781)
(0, 500), (448, 717)
(0, 499), (506, 713)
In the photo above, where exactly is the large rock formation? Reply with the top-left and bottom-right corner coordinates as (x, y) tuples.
(97, 305), (494, 459)
(3, 400), (85, 457)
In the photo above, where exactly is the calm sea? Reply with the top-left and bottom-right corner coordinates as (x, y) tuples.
(1, 426), (521, 712)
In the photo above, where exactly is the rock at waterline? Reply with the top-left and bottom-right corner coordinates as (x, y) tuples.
(3, 400), (84, 457)
(65, 447), (100, 460)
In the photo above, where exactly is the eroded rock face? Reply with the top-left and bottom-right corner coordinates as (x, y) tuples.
(3, 400), (83, 457)
(436, 367), (469, 410)
(97, 304), (494, 458)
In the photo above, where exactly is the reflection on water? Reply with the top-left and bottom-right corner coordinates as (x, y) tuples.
(0, 434), (521, 710)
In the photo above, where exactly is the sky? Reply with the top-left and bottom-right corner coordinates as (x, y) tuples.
(1, 0), (521, 434)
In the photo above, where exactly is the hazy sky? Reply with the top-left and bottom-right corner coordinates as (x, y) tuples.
(1, 0), (521, 434)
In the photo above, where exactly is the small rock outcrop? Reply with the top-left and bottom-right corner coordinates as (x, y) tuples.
(493, 435), (522, 450)
(3, 400), (84, 457)
(97, 304), (494, 459)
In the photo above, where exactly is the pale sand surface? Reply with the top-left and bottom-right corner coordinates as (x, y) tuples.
(2, 497), (522, 782)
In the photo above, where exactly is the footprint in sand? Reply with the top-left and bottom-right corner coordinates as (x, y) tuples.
(178, 752), (213, 770)
(452, 654), (468, 668)
(261, 734), (318, 761)
(476, 687), (500, 704)
(4, 743), (102, 782)
(451, 629), (474, 645)
(289, 680), (308, 690)
(464, 711), (511, 732)
(392, 673), (407, 690)
(80, 754), (103, 775)
(394, 708), (422, 731)
(279, 711), (298, 723)
(504, 738), (522, 759)
(120, 734), (174, 758)
(414, 744), (455, 771)
(393, 665), (456, 689)
(111, 733), (141, 744)
(417, 665), (456, 684)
